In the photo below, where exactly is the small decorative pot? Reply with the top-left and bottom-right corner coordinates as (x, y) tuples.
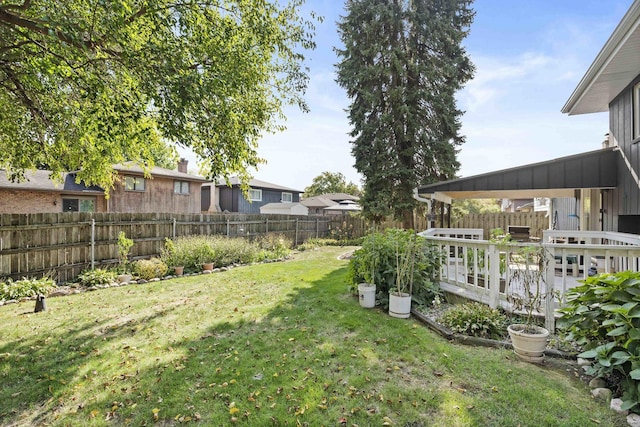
(388, 292), (412, 318)
(507, 323), (549, 363)
(358, 283), (376, 308)
(174, 266), (184, 276)
(202, 263), (214, 271)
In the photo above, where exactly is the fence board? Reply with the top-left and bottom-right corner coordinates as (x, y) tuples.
(452, 212), (548, 239)
(0, 213), (338, 283)
(3, 211), (525, 283)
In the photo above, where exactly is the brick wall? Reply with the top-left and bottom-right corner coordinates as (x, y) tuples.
(0, 190), (60, 214)
(0, 190), (106, 214)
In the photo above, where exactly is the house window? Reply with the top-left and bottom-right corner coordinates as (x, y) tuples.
(62, 198), (95, 212)
(281, 192), (293, 203)
(249, 188), (262, 201)
(174, 180), (190, 194)
(125, 176), (145, 191)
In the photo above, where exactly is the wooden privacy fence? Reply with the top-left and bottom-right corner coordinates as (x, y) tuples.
(452, 212), (549, 239)
(0, 212), (337, 283)
(1, 211), (514, 283)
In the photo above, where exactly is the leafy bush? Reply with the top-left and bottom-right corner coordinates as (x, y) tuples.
(254, 233), (292, 259)
(117, 231), (134, 273)
(161, 235), (290, 272)
(298, 238), (357, 250)
(0, 276), (56, 301)
(347, 228), (443, 308)
(77, 268), (117, 287)
(297, 238), (340, 251)
(557, 271), (640, 413)
(134, 258), (169, 280)
(438, 302), (508, 340)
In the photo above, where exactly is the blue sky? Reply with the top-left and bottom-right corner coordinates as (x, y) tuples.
(180, 0), (634, 191)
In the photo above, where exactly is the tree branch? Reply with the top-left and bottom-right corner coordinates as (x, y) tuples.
(0, 7), (121, 56)
(0, 0), (32, 11)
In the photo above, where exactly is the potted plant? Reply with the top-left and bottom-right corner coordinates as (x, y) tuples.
(116, 231), (134, 283)
(506, 245), (550, 363)
(358, 249), (377, 308)
(389, 233), (418, 319)
(161, 238), (184, 276)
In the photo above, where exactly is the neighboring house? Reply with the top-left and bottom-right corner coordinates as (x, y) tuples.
(301, 193), (361, 215)
(260, 202), (309, 216)
(324, 200), (362, 215)
(109, 160), (206, 213)
(0, 169), (105, 214)
(0, 159), (206, 214)
(214, 177), (302, 214)
(501, 199), (535, 213)
(301, 195), (336, 215)
(417, 0), (640, 234)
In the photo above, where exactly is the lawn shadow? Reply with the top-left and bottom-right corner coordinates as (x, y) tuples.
(0, 249), (626, 426)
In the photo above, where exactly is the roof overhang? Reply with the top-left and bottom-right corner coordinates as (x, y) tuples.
(562, 0), (640, 115)
(417, 148), (618, 202)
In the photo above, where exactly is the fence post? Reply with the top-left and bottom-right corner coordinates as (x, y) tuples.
(316, 218), (319, 239)
(488, 244), (499, 309)
(172, 218), (176, 240)
(295, 218), (299, 246)
(266, 218), (269, 233)
(91, 219), (95, 270)
(544, 244), (556, 333)
(226, 219), (230, 237)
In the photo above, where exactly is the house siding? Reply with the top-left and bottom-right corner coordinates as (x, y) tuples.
(0, 190), (106, 214)
(218, 186), (301, 214)
(609, 74), (640, 231)
(109, 175), (201, 213)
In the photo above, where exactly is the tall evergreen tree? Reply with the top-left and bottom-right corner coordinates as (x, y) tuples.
(335, 0), (474, 228)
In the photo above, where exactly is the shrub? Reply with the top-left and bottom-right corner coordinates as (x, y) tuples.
(255, 233), (292, 259)
(134, 258), (169, 280)
(77, 268), (117, 287)
(557, 271), (640, 413)
(297, 238), (342, 251)
(160, 236), (214, 271)
(161, 235), (292, 272)
(438, 302), (508, 340)
(117, 231), (134, 272)
(0, 276), (56, 301)
(347, 228), (444, 308)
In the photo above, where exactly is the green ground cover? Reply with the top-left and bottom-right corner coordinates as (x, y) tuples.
(0, 247), (627, 426)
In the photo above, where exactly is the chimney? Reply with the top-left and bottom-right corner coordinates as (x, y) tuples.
(178, 158), (188, 173)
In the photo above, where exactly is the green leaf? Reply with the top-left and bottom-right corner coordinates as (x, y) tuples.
(601, 304), (622, 312)
(629, 328), (640, 341)
(578, 349), (598, 359)
(607, 325), (629, 337)
(610, 351), (631, 365)
(629, 369), (640, 380)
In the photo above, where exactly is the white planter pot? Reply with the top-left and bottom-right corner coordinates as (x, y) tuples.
(507, 323), (549, 363)
(117, 274), (133, 283)
(388, 292), (411, 318)
(358, 283), (376, 308)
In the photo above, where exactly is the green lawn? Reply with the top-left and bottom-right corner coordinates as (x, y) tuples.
(0, 247), (627, 426)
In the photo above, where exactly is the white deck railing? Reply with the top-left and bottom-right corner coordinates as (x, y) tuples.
(417, 228), (640, 332)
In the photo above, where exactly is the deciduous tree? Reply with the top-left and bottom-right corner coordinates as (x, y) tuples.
(303, 171), (360, 197)
(335, 0), (474, 228)
(0, 0), (316, 192)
